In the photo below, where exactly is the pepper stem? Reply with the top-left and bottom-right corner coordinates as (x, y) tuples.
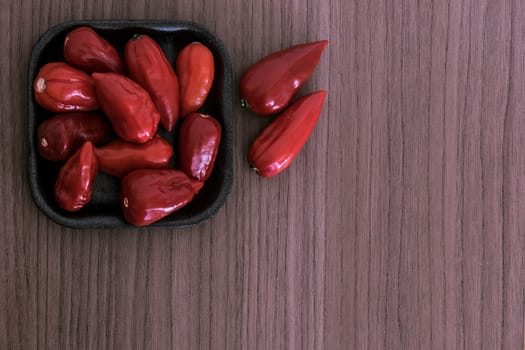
(35, 77), (46, 93)
(130, 34), (143, 41)
(240, 99), (251, 109)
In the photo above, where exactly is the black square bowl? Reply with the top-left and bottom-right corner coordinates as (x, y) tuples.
(28, 20), (233, 228)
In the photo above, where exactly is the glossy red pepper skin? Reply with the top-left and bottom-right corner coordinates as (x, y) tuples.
(94, 135), (173, 177)
(240, 40), (328, 115)
(55, 141), (99, 212)
(33, 62), (99, 112)
(37, 112), (110, 161)
(178, 113), (221, 181)
(125, 35), (180, 131)
(248, 90), (327, 178)
(120, 169), (204, 226)
(92, 72), (160, 143)
(176, 42), (214, 117)
(63, 26), (125, 74)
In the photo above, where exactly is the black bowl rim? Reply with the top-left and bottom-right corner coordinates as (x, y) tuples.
(27, 19), (233, 229)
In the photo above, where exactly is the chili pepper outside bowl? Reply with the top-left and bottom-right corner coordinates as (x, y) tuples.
(28, 20), (233, 228)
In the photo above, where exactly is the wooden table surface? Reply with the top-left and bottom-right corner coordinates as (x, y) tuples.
(1, 0), (524, 349)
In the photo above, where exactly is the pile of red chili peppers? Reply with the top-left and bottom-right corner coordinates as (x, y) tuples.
(33, 26), (328, 226)
(240, 40), (328, 178)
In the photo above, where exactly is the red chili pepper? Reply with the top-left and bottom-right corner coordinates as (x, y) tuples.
(176, 42), (214, 117)
(37, 112), (110, 161)
(63, 26), (125, 74)
(94, 135), (173, 177)
(240, 40), (328, 115)
(248, 90), (327, 178)
(33, 62), (99, 112)
(55, 141), (99, 212)
(120, 169), (203, 226)
(125, 34), (180, 131)
(92, 72), (160, 143)
(178, 113), (221, 181)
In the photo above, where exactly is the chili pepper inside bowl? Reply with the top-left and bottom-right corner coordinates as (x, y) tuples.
(28, 20), (233, 228)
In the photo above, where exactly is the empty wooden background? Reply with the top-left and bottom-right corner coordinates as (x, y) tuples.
(1, 0), (524, 349)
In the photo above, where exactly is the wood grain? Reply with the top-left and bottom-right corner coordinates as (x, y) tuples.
(1, 0), (524, 349)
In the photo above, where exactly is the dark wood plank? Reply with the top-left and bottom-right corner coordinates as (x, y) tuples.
(0, 0), (524, 349)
